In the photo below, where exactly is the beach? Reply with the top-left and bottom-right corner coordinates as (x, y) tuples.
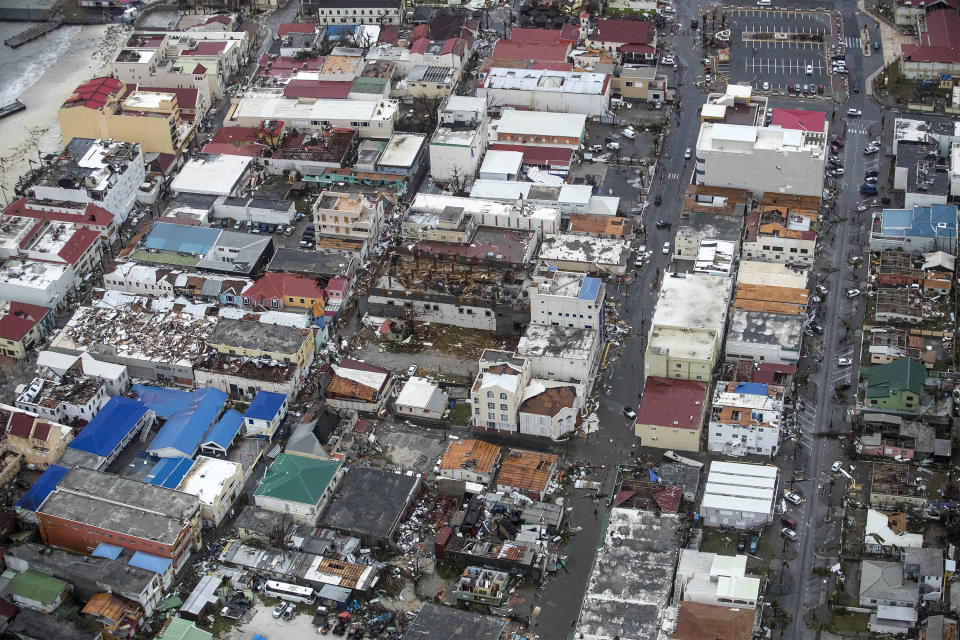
(0, 22), (131, 198)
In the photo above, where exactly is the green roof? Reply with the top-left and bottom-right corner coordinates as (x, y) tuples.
(862, 357), (926, 398)
(350, 77), (389, 94)
(128, 249), (201, 267)
(157, 617), (213, 640)
(254, 453), (341, 505)
(10, 569), (68, 604)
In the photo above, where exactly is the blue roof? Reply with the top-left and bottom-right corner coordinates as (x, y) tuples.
(143, 222), (220, 255)
(733, 382), (768, 396)
(129, 551), (172, 574)
(202, 409), (243, 453)
(325, 25), (356, 38)
(244, 391), (287, 422)
(69, 396), (150, 457)
(578, 277), (602, 301)
(146, 456), (195, 489)
(131, 385), (196, 418)
(92, 542), (123, 560)
(144, 387), (228, 458)
(881, 204), (957, 239)
(15, 464), (68, 512)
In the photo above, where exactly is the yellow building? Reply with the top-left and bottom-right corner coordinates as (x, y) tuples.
(241, 272), (326, 313)
(633, 377), (709, 452)
(58, 77), (197, 156)
(0, 301), (53, 360)
(176, 456), (244, 527)
(610, 66), (668, 102)
(2, 404), (74, 469)
(205, 318), (315, 370)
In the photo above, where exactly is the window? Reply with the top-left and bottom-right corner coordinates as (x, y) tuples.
(500, 393), (507, 400)
(488, 412), (495, 419)
(487, 402), (495, 409)
(500, 414), (509, 422)
(475, 408), (480, 414)
(500, 404), (507, 410)
(487, 391), (493, 398)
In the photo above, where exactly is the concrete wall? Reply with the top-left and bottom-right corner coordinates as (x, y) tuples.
(429, 135), (484, 183)
(634, 422), (700, 452)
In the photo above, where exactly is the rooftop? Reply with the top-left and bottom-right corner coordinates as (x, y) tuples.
(403, 603), (505, 640)
(651, 273), (732, 333)
(320, 467), (419, 540)
(439, 438), (501, 475)
(726, 308), (805, 349)
(170, 155), (252, 196)
(636, 377), (708, 429)
(206, 318), (309, 355)
(894, 141), (951, 197)
(482, 68), (609, 95)
(670, 601), (756, 640)
(538, 234), (628, 268)
(496, 448), (557, 493)
(517, 324), (597, 363)
(495, 110), (586, 138)
(569, 213), (633, 237)
(701, 461), (777, 517)
(255, 453), (341, 506)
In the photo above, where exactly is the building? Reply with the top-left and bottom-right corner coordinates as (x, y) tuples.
(859, 559), (919, 610)
(894, 140), (951, 208)
(36, 467), (201, 572)
(478, 68), (611, 117)
(862, 358), (926, 413)
(669, 601), (757, 640)
(478, 149), (522, 181)
(314, 0), (402, 25)
(724, 310), (803, 367)
(529, 267), (604, 330)
(170, 155), (256, 199)
(9, 570), (71, 613)
(58, 78), (197, 155)
(569, 214), (633, 240)
(429, 95), (489, 185)
(518, 382), (581, 439)
(395, 377), (449, 420)
(674, 550), (760, 609)
(0, 301), (53, 360)
(585, 19), (657, 63)
(404, 603), (506, 640)
(871, 462), (930, 509)
(176, 456), (244, 527)
(495, 448), (557, 500)
(700, 461), (778, 530)
(374, 132), (429, 186)
(318, 467), (420, 547)
(707, 381), (784, 457)
(227, 94), (398, 139)
(81, 592), (142, 640)
(254, 453), (343, 524)
(156, 618), (213, 640)
(904, 546), (944, 600)
(1, 405), (73, 469)
(516, 324), (600, 383)
(491, 110), (586, 149)
(470, 350), (532, 433)
(741, 204), (818, 267)
(131, 222), (272, 277)
(456, 567), (509, 606)
(405, 192), (561, 237)
(5, 198), (118, 249)
(537, 234), (629, 275)
(575, 509), (679, 640)
(313, 190), (384, 245)
(325, 358), (393, 413)
(438, 439), (501, 484)
(644, 273), (732, 383)
(403, 64), (457, 99)
(900, 9), (960, 80)
(243, 391), (288, 438)
(59, 395), (154, 470)
(610, 65), (668, 103)
(634, 377), (709, 452)
(864, 508), (924, 555)
(870, 205), (957, 254)
(695, 122), (827, 197)
(240, 272), (328, 314)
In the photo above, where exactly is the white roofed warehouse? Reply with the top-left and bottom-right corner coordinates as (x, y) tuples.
(699, 461), (779, 530)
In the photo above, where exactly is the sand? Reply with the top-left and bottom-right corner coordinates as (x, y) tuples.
(0, 23), (132, 197)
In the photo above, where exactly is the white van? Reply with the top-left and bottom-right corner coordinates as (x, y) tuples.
(756, 0), (772, 6)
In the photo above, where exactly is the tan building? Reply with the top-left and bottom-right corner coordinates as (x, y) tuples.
(438, 439), (501, 485)
(313, 190), (383, 248)
(58, 77), (197, 156)
(0, 301), (53, 360)
(634, 377), (709, 451)
(1, 404), (73, 469)
(741, 203), (818, 267)
(176, 456), (244, 527)
(610, 66), (667, 102)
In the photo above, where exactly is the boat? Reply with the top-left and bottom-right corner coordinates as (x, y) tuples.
(0, 99), (25, 119)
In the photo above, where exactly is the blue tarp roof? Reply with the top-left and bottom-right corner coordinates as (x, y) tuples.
(734, 382), (768, 396)
(146, 456), (194, 489)
(244, 391), (287, 422)
(578, 277), (602, 301)
(143, 222), (220, 255)
(14, 464), (67, 512)
(202, 409), (243, 453)
(69, 396), (149, 457)
(129, 551), (172, 574)
(144, 387), (227, 458)
(92, 542), (123, 560)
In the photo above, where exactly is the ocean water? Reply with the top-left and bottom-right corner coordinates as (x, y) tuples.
(0, 21), (83, 106)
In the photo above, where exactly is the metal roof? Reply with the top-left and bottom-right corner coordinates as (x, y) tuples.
(68, 396), (150, 458)
(244, 391), (287, 422)
(146, 456), (195, 489)
(15, 464), (68, 512)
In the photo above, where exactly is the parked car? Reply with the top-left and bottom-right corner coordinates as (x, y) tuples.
(748, 537), (759, 554)
(762, 81), (770, 91)
(233, 220), (243, 230)
(873, 40), (880, 50)
(781, 527), (799, 541)
(654, 100), (663, 110)
(622, 127), (637, 140)
(816, 284), (828, 295)
(837, 357), (852, 366)
(654, 194), (662, 206)
(282, 603), (295, 620)
(817, 84), (824, 94)
(623, 406), (637, 419)
(737, 535), (746, 552)
(273, 602), (287, 619)
(811, 324), (825, 335)
(407, 364), (418, 377)
(607, 141), (621, 150)
(784, 491), (802, 505)
(684, 148), (692, 159)
(805, 64), (813, 75)
(864, 176), (878, 184)
(757, 0), (771, 6)
(662, 241), (671, 254)
(865, 169), (879, 177)
(781, 515), (798, 529)
(267, 223), (277, 234)
(655, 219), (670, 228)
(220, 218), (230, 228)
(859, 184), (878, 195)
(831, 460), (843, 473)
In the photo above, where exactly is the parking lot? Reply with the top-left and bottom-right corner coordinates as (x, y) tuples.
(723, 8), (833, 95)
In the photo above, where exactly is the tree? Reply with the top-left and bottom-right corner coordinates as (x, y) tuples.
(352, 27), (375, 55)
(268, 513), (295, 549)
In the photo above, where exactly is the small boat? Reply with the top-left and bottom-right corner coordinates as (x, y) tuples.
(0, 99), (25, 120)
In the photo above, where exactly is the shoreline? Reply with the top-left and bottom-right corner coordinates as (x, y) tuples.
(0, 23), (130, 198)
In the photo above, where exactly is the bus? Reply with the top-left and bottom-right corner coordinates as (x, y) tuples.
(263, 580), (316, 604)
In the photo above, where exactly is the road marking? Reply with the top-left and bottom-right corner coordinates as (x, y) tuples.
(668, 172), (681, 180)
(846, 37), (861, 48)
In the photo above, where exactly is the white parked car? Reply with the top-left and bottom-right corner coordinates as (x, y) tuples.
(781, 527), (799, 541)
(831, 461), (843, 473)
(784, 491), (802, 505)
(846, 288), (861, 298)
(407, 364), (418, 377)
(622, 127), (637, 140)
(662, 241), (671, 255)
(847, 108), (862, 117)
(837, 357), (852, 366)
(684, 148), (692, 159)
(762, 81), (770, 91)
(607, 141), (621, 151)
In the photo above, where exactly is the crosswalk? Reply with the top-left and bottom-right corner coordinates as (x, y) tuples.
(668, 172), (681, 180)
(845, 37), (861, 48)
(847, 126), (869, 135)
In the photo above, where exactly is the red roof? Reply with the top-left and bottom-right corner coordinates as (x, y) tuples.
(770, 108), (826, 133)
(201, 143), (265, 157)
(5, 198), (114, 230)
(241, 272), (327, 306)
(284, 79), (352, 99)
(57, 228), (100, 266)
(529, 60), (574, 71)
(750, 362), (797, 385)
(493, 40), (570, 62)
(378, 25), (400, 45)
(441, 37), (465, 56)
(619, 43), (656, 54)
(560, 23), (580, 43)
(653, 485), (683, 513)
(490, 143), (573, 167)
(326, 277), (349, 293)
(192, 63), (207, 74)
(257, 54), (324, 79)
(138, 86), (200, 111)
(180, 41), (228, 56)
(595, 18), (652, 45)
(151, 153), (177, 174)
(63, 77), (123, 110)
(278, 23), (317, 36)
(411, 37), (430, 54)
(338, 357), (391, 375)
(0, 301), (50, 341)
(635, 377), (709, 429)
(204, 14), (233, 26)
(509, 28), (563, 43)
(211, 126), (259, 144)
(7, 412), (34, 439)
(903, 9), (960, 63)
(411, 24), (429, 40)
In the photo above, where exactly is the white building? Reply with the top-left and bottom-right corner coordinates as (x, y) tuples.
(518, 381), (581, 440)
(176, 456), (244, 526)
(478, 68), (611, 117)
(395, 377), (449, 420)
(315, 0), (402, 25)
(864, 509), (924, 555)
(429, 96), (488, 185)
(470, 350), (531, 433)
(537, 234), (629, 276)
(700, 461), (778, 530)
(517, 325), (600, 384)
(243, 391), (288, 439)
(0, 260), (77, 310)
(724, 309), (803, 366)
(490, 110), (586, 149)
(32, 139), (145, 224)
(695, 122), (827, 197)
(406, 193), (561, 237)
(478, 150), (523, 181)
(529, 267), (605, 330)
(674, 550), (761, 609)
(707, 381), (784, 457)
(228, 94), (398, 139)
(469, 180), (606, 217)
(36, 351), (130, 396)
(170, 155), (254, 197)
(15, 374), (110, 424)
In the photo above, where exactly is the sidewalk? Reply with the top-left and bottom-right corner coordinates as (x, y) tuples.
(858, 0), (917, 96)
